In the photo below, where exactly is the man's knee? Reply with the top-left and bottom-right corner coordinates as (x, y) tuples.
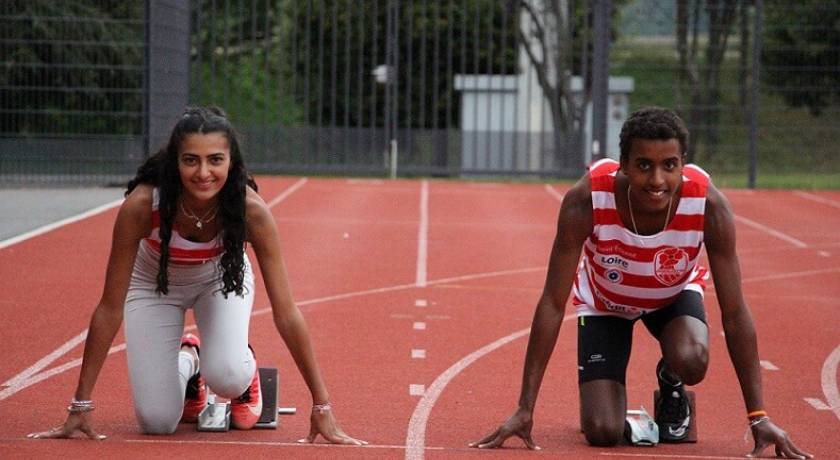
(670, 342), (708, 385)
(582, 415), (624, 447)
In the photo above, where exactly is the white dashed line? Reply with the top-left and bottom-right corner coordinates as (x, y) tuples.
(411, 349), (426, 359)
(409, 384), (426, 396)
(804, 397), (831, 411)
(414, 299), (428, 307)
(818, 251), (831, 257)
(759, 360), (779, 371)
(413, 322), (426, 331)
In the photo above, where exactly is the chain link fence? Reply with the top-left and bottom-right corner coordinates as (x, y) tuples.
(2, 0), (838, 186)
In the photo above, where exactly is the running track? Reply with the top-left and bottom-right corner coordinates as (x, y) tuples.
(0, 177), (838, 459)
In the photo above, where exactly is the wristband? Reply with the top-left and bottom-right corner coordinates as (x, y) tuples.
(747, 410), (767, 419)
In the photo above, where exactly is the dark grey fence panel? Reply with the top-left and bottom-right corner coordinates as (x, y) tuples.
(0, 1), (148, 185)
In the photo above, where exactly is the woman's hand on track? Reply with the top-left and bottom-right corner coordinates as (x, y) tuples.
(27, 412), (107, 440)
(469, 408), (540, 450)
(747, 419), (812, 459)
(296, 408), (367, 445)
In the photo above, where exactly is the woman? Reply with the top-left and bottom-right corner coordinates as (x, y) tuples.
(28, 106), (365, 445)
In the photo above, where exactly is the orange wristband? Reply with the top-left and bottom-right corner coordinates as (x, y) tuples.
(747, 410), (767, 419)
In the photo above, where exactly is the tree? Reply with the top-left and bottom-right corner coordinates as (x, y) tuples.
(510, 0), (629, 167)
(676, 0), (738, 162)
(762, 0), (840, 116)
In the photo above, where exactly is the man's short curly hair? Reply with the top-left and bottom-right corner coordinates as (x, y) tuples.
(618, 107), (689, 161)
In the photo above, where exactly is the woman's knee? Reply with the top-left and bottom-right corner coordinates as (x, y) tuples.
(135, 406), (180, 435)
(202, 362), (252, 398)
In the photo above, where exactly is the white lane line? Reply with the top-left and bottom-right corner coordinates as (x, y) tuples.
(733, 214), (808, 248)
(390, 313), (414, 319)
(405, 327), (533, 460)
(415, 299), (428, 307)
(544, 184), (565, 202)
(794, 190), (840, 210)
(267, 177), (308, 208)
(122, 438), (447, 451)
(0, 198), (124, 250)
(416, 180), (429, 287)
(598, 453), (751, 459)
(759, 360), (779, 371)
(413, 322), (426, 331)
(741, 267), (840, 284)
(412, 349), (426, 359)
(409, 384), (426, 396)
(822, 345), (840, 423)
(804, 397), (831, 411)
(1, 330), (88, 388)
(5, 262), (832, 403)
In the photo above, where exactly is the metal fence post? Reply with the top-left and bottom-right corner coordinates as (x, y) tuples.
(591, 0), (611, 162)
(748, 0), (763, 189)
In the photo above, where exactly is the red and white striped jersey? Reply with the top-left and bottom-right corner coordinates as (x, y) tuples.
(572, 158), (710, 319)
(142, 188), (224, 264)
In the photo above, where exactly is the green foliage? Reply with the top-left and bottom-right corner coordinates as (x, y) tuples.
(763, 0), (840, 116)
(1, 0), (145, 135)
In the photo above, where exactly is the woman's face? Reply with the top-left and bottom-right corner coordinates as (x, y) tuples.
(177, 132), (231, 204)
(620, 138), (684, 213)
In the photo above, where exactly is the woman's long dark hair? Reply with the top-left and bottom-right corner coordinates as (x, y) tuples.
(126, 106), (257, 296)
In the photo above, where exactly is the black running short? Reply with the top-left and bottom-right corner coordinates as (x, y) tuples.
(577, 290), (707, 385)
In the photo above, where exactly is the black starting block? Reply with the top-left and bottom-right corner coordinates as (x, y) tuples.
(197, 367), (296, 432)
(653, 389), (697, 443)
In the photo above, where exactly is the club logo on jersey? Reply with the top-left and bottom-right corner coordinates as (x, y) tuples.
(653, 247), (691, 286)
(605, 268), (623, 283)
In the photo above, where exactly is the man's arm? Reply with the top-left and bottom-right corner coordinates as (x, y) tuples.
(471, 175), (592, 449)
(704, 184), (811, 459)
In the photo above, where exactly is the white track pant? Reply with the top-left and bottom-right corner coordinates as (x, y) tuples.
(123, 242), (256, 434)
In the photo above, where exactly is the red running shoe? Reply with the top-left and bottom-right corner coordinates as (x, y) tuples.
(180, 333), (206, 423)
(230, 347), (262, 430)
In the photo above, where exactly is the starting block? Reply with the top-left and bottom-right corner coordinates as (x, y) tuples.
(653, 389), (697, 443)
(197, 367), (296, 432)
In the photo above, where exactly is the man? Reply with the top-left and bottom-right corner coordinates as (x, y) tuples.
(471, 107), (811, 459)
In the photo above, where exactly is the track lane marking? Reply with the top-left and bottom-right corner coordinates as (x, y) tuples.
(822, 345), (840, 423)
(793, 191), (840, 210)
(733, 214), (808, 248)
(416, 180), (429, 287)
(544, 184), (565, 202)
(0, 198), (124, 250)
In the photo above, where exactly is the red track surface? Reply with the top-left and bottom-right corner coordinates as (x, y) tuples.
(1, 178), (838, 459)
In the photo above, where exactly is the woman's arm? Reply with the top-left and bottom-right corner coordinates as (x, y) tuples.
(29, 185), (150, 439)
(245, 189), (364, 445)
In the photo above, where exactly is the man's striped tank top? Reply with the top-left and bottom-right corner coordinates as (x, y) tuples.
(572, 158), (710, 319)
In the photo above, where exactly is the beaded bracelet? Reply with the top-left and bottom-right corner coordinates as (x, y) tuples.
(748, 416), (769, 428)
(312, 402), (332, 414)
(67, 399), (95, 413)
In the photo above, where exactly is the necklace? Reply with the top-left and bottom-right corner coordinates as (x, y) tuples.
(179, 201), (218, 229)
(627, 183), (673, 245)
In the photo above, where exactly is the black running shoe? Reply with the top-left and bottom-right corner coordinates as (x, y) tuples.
(655, 360), (690, 442)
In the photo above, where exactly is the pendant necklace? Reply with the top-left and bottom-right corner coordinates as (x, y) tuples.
(627, 183), (673, 247)
(180, 201), (218, 229)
